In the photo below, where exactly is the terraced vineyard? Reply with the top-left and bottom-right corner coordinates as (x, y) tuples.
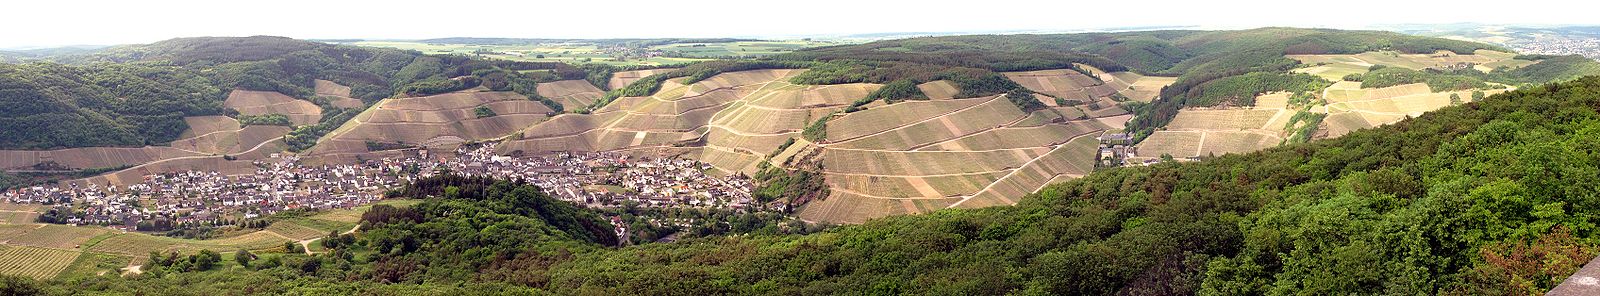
(267, 222), (331, 241)
(224, 90), (324, 126)
(5, 225), (108, 249)
(536, 80), (605, 110)
(309, 91), (555, 155)
(0, 245), (81, 279)
(15, 30), (1592, 229)
(492, 66), (1165, 223)
(1135, 49), (1531, 161)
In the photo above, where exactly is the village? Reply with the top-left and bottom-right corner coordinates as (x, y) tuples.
(0, 143), (757, 230)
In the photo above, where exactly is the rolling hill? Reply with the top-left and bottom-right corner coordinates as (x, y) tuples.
(10, 74), (1600, 293)
(6, 29), (1600, 226)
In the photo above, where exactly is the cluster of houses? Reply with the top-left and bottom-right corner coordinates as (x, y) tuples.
(1510, 35), (1600, 59)
(448, 143), (756, 209)
(1097, 132), (1144, 167)
(1, 143), (757, 228)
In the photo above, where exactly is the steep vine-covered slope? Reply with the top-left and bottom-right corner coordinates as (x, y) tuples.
(12, 71), (1600, 296)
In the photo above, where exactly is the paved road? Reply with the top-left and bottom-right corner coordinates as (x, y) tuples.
(1549, 255), (1600, 296)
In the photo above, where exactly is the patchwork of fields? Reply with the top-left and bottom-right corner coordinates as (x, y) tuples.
(1079, 64), (1178, 102)
(502, 69), (848, 176)
(6, 48), (1516, 226)
(1289, 49), (1533, 74)
(1, 65), (1158, 224)
(0, 200), (389, 280)
(1137, 50), (1523, 160)
(799, 67), (1153, 223)
(1316, 81), (1507, 137)
(493, 66), (1156, 223)
(346, 40), (833, 67)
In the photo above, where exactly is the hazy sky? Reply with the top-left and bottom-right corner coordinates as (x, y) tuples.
(5, 0), (1599, 48)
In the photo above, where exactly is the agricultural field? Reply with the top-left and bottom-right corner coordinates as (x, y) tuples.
(168, 124), (292, 155)
(829, 95), (1026, 150)
(86, 230), (272, 257)
(0, 199), (418, 280)
(489, 67), (1123, 223)
(309, 91), (553, 155)
(1078, 64), (1177, 102)
(916, 81), (959, 100)
(58, 252), (129, 278)
(177, 116), (242, 139)
(1136, 50), (1521, 161)
(536, 80), (606, 110)
(349, 41), (652, 65)
(1165, 109), (1282, 130)
(1315, 81), (1504, 137)
(0, 106), (299, 178)
(310, 199), (420, 224)
(4, 224), (109, 249)
(951, 133), (1101, 209)
(655, 40), (835, 58)
(267, 221), (333, 241)
(0, 245), (81, 279)
(1293, 62), (1372, 81)
(1136, 131), (1205, 159)
(347, 40), (836, 67)
(824, 97), (989, 142)
(609, 69), (677, 89)
(1003, 69), (1119, 103)
(314, 80), (366, 109)
(66, 154), (266, 188)
(0, 204), (42, 224)
(1136, 91), (1297, 160)
(1289, 49), (1535, 81)
(800, 95), (1123, 222)
(1198, 131), (1283, 156)
(223, 90), (324, 126)
(795, 191), (960, 225)
(0, 146), (205, 171)
(502, 69), (838, 176)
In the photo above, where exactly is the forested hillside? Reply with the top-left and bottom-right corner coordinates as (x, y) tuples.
(9, 30), (1594, 150)
(769, 28), (1600, 140)
(11, 74), (1600, 295)
(0, 37), (598, 149)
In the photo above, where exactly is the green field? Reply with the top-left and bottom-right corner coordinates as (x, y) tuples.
(0, 245), (80, 279)
(0, 199), (421, 280)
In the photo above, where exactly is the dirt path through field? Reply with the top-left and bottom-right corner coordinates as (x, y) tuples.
(946, 132), (1098, 208)
(827, 186), (958, 200)
(1261, 109), (1290, 130)
(904, 177), (943, 198)
(908, 107), (1039, 151)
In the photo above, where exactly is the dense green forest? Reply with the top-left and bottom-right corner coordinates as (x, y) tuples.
(0, 62), (223, 149)
(12, 74), (1600, 295)
(1183, 72), (1330, 107)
